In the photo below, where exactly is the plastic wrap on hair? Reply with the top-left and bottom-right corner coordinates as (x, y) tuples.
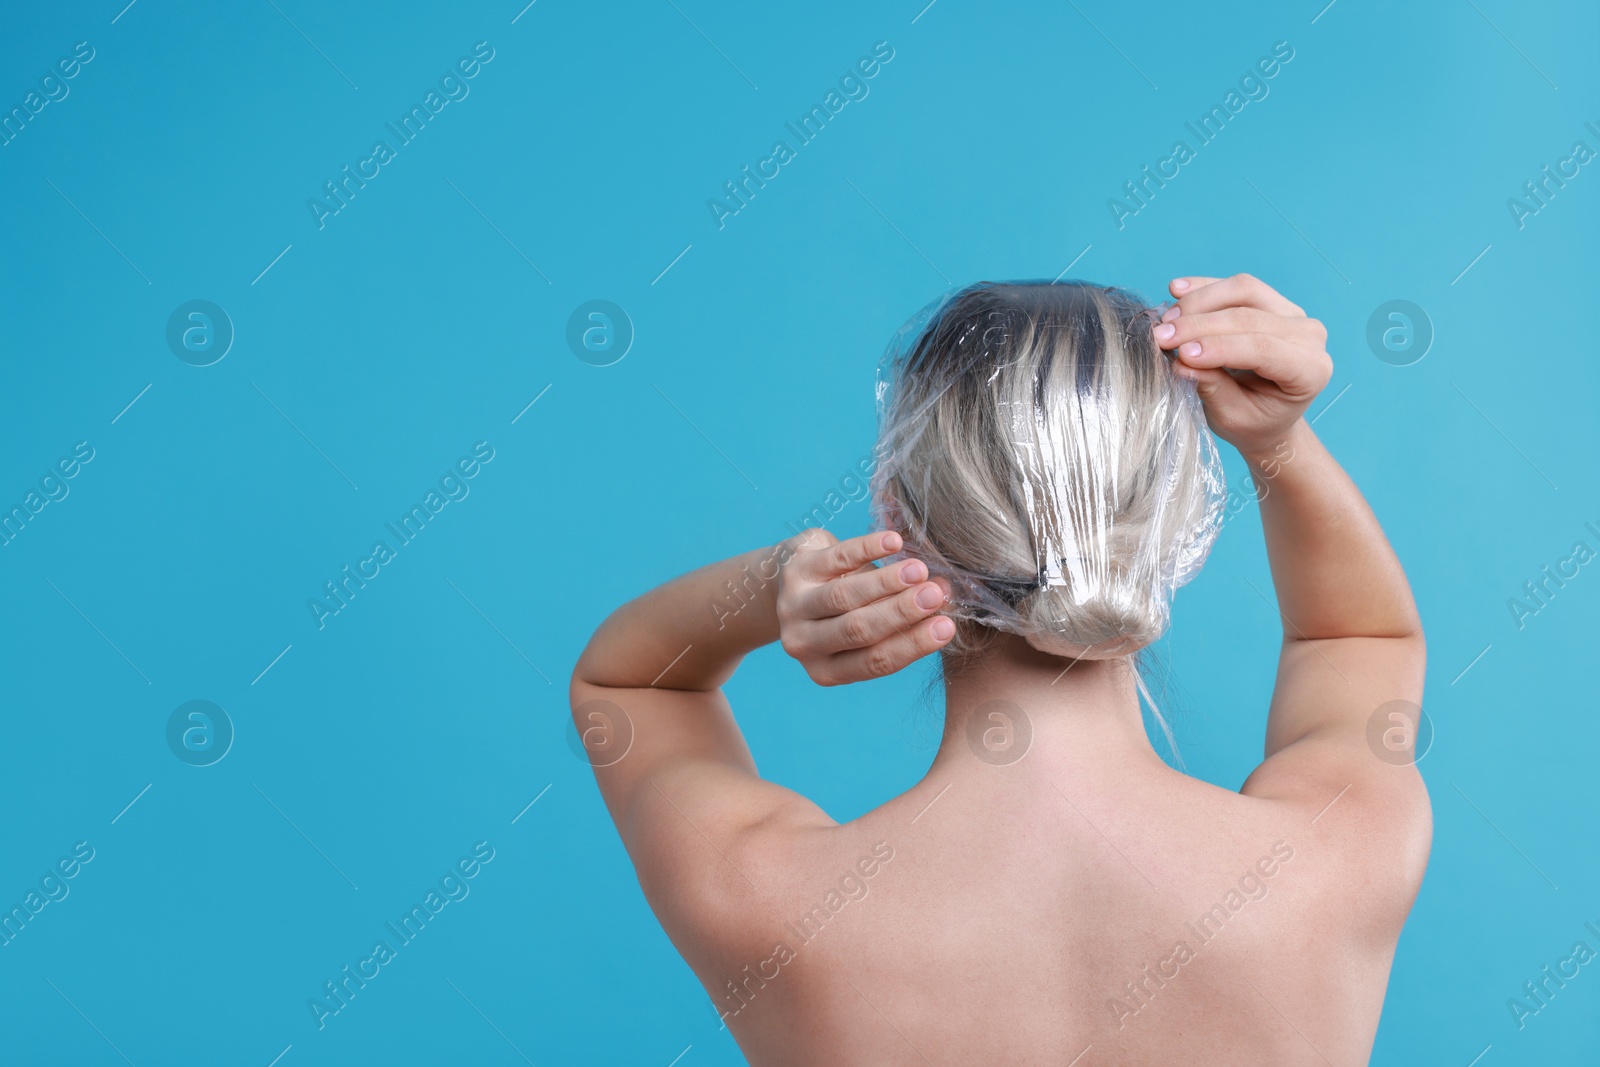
(868, 280), (1226, 659)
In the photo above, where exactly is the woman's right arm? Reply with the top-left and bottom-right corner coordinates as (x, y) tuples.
(1155, 275), (1430, 867)
(1240, 417), (1427, 752)
(1244, 418), (1423, 643)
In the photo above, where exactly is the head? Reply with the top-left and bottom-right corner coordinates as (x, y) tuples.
(870, 280), (1225, 668)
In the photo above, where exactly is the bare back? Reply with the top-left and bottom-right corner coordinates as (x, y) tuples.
(639, 743), (1422, 1067)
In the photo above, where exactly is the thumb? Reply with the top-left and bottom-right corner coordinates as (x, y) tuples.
(785, 527), (838, 555)
(1177, 365), (1236, 404)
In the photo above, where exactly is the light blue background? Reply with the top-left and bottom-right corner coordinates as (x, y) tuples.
(1, 1), (1595, 1064)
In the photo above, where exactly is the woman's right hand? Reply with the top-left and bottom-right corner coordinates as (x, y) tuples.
(1152, 274), (1333, 459)
(775, 528), (954, 687)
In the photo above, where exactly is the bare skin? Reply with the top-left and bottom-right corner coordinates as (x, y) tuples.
(572, 275), (1431, 1065)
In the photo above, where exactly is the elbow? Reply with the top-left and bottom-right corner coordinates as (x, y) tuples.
(1287, 593), (1425, 646)
(571, 614), (618, 690)
(570, 631), (623, 712)
(1383, 614), (1425, 647)
(1391, 606), (1426, 654)
(1359, 565), (1426, 644)
(1391, 575), (1426, 643)
(1394, 588), (1425, 643)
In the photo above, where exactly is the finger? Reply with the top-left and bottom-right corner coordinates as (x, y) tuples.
(1169, 276), (1225, 297)
(826, 614), (957, 682)
(791, 528), (900, 582)
(1170, 333), (1330, 400)
(798, 556), (929, 619)
(808, 581), (949, 652)
(1154, 307), (1320, 353)
(1170, 362), (1245, 405)
(1166, 273), (1303, 318)
(782, 526), (838, 564)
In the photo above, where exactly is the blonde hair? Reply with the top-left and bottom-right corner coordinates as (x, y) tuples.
(870, 280), (1225, 664)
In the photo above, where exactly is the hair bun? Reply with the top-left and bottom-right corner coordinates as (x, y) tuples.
(1017, 583), (1161, 660)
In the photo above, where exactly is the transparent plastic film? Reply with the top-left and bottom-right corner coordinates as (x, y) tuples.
(869, 280), (1227, 660)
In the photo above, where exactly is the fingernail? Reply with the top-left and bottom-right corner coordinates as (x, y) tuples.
(916, 584), (943, 609)
(1161, 305), (1181, 323)
(1173, 278), (1190, 291)
(931, 617), (956, 640)
(1179, 341), (1202, 358)
(882, 531), (902, 552)
(901, 559), (927, 584)
(1154, 323), (1176, 342)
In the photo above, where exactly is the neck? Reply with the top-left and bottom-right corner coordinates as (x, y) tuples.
(930, 632), (1163, 778)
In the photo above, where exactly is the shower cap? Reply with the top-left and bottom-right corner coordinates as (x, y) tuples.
(867, 280), (1227, 660)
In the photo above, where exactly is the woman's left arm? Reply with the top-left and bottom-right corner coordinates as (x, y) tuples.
(574, 528), (952, 692)
(570, 529), (952, 854)
(572, 540), (792, 694)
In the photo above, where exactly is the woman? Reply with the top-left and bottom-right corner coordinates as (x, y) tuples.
(571, 274), (1431, 1065)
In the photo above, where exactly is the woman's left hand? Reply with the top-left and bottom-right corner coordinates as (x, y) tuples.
(775, 529), (955, 686)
